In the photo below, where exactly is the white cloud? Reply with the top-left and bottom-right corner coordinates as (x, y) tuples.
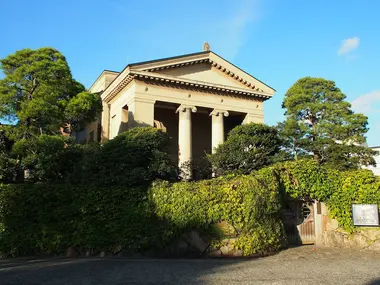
(351, 90), (380, 114)
(338, 37), (360, 55)
(352, 91), (380, 146)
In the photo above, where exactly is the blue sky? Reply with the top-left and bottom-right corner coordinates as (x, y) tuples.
(1, 0), (379, 146)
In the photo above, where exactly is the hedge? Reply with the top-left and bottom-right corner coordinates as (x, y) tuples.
(0, 168), (286, 257)
(150, 167), (286, 255)
(0, 183), (173, 256)
(277, 159), (380, 232)
(1, 159), (380, 257)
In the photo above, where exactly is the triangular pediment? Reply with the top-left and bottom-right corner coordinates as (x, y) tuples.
(147, 62), (254, 90)
(129, 51), (275, 95)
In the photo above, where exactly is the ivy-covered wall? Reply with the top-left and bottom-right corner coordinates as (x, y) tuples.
(0, 168), (286, 257)
(1, 159), (380, 257)
(150, 167), (286, 256)
(278, 160), (380, 233)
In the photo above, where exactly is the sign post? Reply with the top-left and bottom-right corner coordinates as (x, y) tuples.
(352, 204), (379, 226)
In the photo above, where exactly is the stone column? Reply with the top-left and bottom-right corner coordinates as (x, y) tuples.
(101, 102), (110, 143)
(210, 109), (229, 153)
(176, 105), (197, 180)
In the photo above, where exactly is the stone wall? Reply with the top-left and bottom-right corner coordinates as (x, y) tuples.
(317, 203), (380, 251)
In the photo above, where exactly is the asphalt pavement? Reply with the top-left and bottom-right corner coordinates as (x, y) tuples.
(1, 246), (380, 284)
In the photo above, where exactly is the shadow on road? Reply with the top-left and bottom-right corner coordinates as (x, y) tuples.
(0, 257), (250, 284)
(366, 280), (380, 285)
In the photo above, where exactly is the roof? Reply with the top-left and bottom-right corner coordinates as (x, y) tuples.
(95, 50), (276, 102)
(88, 70), (119, 92)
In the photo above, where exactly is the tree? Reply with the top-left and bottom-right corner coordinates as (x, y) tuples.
(62, 91), (102, 136)
(208, 123), (281, 175)
(12, 135), (83, 182)
(0, 125), (17, 182)
(0, 47), (100, 139)
(281, 77), (377, 169)
(276, 119), (308, 160)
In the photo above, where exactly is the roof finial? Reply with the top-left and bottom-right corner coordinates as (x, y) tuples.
(203, 42), (210, 51)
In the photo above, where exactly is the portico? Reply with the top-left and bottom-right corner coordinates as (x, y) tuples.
(85, 46), (275, 179)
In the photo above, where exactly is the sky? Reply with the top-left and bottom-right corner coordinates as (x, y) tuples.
(0, 0), (379, 146)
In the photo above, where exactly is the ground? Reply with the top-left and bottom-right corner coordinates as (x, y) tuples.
(1, 246), (380, 285)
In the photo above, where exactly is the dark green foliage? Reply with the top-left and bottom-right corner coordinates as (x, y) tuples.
(276, 119), (309, 160)
(2, 158), (380, 257)
(0, 183), (172, 256)
(209, 123), (281, 175)
(0, 48), (101, 138)
(0, 184), (80, 255)
(0, 128), (17, 183)
(70, 127), (178, 186)
(63, 91), (102, 134)
(0, 48), (72, 133)
(0, 48), (102, 183)
(0, 167), (286, 257)
(280, 77), (377, 169)
(151, 167), (286, 256)
(11, 135), (84, 182)
(0, 48), (100, 138)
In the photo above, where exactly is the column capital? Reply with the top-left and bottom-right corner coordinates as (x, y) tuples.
(176, 104), (197, 113)
(210, 109), (229, 117)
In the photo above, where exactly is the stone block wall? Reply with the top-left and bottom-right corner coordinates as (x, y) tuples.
(317, 202), (380, 251)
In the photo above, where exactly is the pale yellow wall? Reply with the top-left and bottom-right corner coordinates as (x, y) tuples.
(77, 71), (119, 143)
(134, 81), (264, 121)
(154, 63), (251, 90)
(88, 78), (264, 143)
(108, 82), (136, 139)
(208, 52), (275, 95)
(154, 106), (179, 163)
(91, 62), (268, 144)
(89, 71), (119, 93)
(127, 98), (155, 128)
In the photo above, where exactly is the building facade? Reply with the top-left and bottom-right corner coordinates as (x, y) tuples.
(85, 48), (275, 178)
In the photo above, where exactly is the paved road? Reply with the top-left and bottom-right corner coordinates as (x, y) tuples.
(1, 246), (380, 284)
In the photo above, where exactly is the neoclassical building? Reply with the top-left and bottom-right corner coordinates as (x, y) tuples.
(83, 45), (275, 178)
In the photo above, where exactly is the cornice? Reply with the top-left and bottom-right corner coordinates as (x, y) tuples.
(100, 50), (276, 102)
(131, 71), (272, 101)
(145, 58), (262, 92)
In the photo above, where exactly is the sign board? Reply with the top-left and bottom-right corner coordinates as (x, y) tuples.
(352, 204), (379, 226)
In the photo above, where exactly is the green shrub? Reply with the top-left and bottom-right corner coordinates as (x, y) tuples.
(0, 183), (80, 256)
(0, 129), (17, 183)
(0, 183), (172, 256)
(70, 127), (178, 186)
(277, 159), (339, 201)
(2, 156), (379, 257)
(12, 135), (83, 182)
(277, 159), (380, 232)
(208, 123), (281, 175)
(150, 167), (286, 256)
(327, 170), (380, 232)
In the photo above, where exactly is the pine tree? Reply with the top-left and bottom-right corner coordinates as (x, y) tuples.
(280, 77), (377, 170)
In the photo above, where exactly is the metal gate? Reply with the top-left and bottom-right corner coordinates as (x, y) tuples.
(283, 201), (315, 245)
